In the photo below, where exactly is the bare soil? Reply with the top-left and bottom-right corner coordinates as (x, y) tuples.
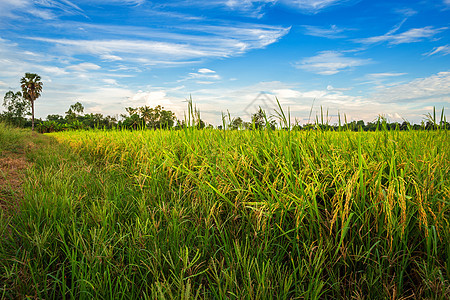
(0, 151), (29, 214)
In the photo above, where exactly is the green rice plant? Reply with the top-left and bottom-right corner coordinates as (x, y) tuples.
(0, 122), (448, 299)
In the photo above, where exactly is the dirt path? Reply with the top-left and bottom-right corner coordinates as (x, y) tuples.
(0, 150), (29, 214)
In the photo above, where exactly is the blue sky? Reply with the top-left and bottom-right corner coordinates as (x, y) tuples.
(0, 0), (449, 125)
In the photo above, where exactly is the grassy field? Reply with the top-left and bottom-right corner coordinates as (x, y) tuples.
(0, 123), (449, 299)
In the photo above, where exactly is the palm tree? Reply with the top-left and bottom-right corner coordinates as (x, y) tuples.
(20, 73), (43, 131)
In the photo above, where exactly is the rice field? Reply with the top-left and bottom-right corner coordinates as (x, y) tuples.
(0, 124), (449, 299)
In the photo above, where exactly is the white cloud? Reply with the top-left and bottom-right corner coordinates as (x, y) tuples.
(165, 0), (277, 18)
(87, 0), (146, 5)
(0, 0), (85, 19)
(127, 90), (185, 116)
(272, 88), (303, 99)
(395, 8), (417, 17)
(0, 38), (68, 78)
(40, 65), (68, 76)
(295, 51), (370, 75)
(0, 0), (29, 17)
(103, 78), (118, 85)
(358, 26), (447, 45)
(190, 69), (220, 80)
(30, 38), (210, 59)
(225, 0), (276, 9)
(130, 90), (168, 104)
(0, 0), (161, 25)
(170, 81), (364, 124)
(157, 0), (352, 17)
(357, 72), (408, 89)
(177, 23), (291, 51)
(326, 85), (352, 91)
(367, 73), (407, 78)
(28, 8), (57, 20)
(424, 45), (450, 56)
(280, 0), (353, 13)
(370, 71), (450, 103)
(82, 87), (134, 112)
(27, 23), (290, 66)
(177, 69), (221, 84)
(67, 62), (101, 71)
(198, 68), (216, 74)
(302, 24), (348, 38)
(224, 0), (277, 17)
(101, 54), (123, 61)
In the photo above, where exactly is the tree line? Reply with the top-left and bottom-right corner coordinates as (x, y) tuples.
(1, 73), (448, 132)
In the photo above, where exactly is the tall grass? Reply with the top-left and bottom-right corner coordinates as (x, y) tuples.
(0, 125), (449, 298)
(0, 123), (33, 155)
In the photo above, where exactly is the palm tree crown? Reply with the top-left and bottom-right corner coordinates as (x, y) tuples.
(20, 73), (43, 131)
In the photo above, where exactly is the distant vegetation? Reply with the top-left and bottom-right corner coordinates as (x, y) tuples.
(1, 93), (448, 133)
(1, 73), (448, 132)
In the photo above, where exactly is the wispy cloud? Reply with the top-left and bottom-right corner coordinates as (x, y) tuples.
(67, 62), (102, 72)
(0, 0), (147, 20)
(0, 0), (38, 18)
(87, 0), (146, 5)
(367, 73), (407, 78)
(198, 68), (216, 74)
(358, 26), (447, 45)
(0, 0), (86, 19)
(29, 38), (214, 59)
(159, 0), (277, 18)
(394, 8), (418, 17)
(302, 24), (349, 38)
(424, 45), (450, 56)
(156, 0), (355, 16)
(280, 0), (357, 13)
(224, 0), (277, 9)
(191, 69), (221, 80)
(224, 0), (277, 17)
(295, 51), (370, 75)
(179, 68), (222, 84)
(370, 71), (450, 102)
(358, 72), (408, 88)
(27, 23), (290, 66)
(102, 78), (118, 85)
(101, 54), (123, 61)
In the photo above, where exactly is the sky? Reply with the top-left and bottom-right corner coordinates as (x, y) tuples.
(0, 0), (449, 125)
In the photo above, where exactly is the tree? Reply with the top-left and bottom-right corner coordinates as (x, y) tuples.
(230, 117), (243, 130)
(251, 108), (265, 129)
(139, 106), (155, 127)
(20, 73), (43, 131)
(47, 114), (64, 122)
(71, 102), (84, 115)
(1, 90), (30, 127)
(65, 102), (84, 123)
(251, 108), (275, 130)
(158, 107), (176, 129)
(121, 105), (176, 130)
(400, 121), (410, 131)
(121, 107), (143, 129)
(356, 120), (365, 129)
